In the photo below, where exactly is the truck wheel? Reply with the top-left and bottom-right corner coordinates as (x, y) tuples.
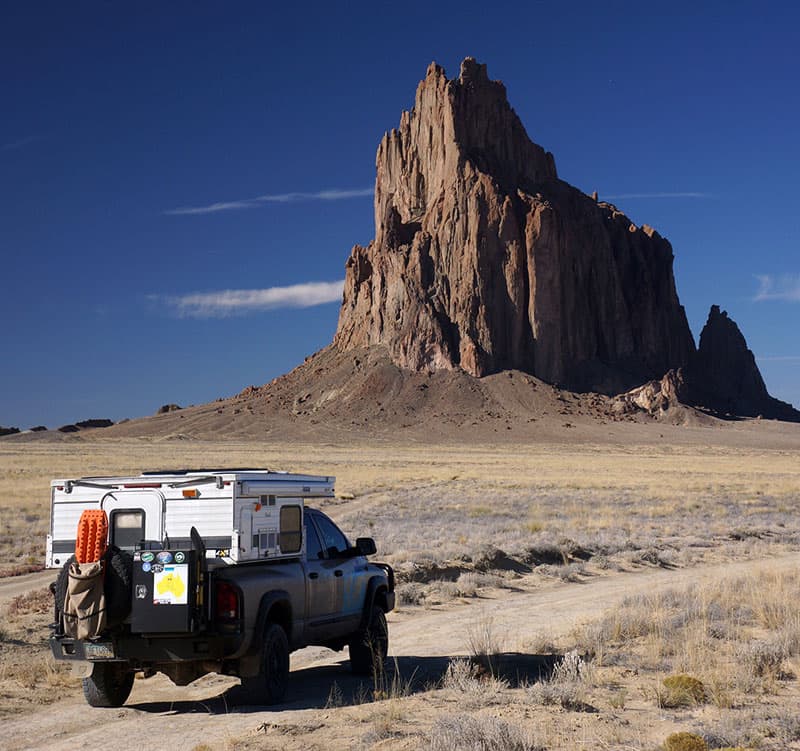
(54, 549), (132, 630)
(349, 606), (388, 676)
(53, 555), (76, 626)
(241, 623), (290, 705)
(104, 547), (133, 627)
(82, 662), (134, 707)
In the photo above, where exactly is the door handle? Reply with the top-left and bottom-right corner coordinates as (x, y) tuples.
(309, 572), (319, 580)
(334, 570), (343, 577)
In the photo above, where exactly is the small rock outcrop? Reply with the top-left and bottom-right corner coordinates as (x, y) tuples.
(616, 369), (690, 417)
(0, 426), (20, 437)
(335, 58), (696, 393)
(156, 404), (183, 415)
(687, 306), (799, 420)
(75, 418), (114, 429)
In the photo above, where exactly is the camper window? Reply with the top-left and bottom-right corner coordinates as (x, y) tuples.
(279, 505), (302, 554)
(111, 509), (145, 550)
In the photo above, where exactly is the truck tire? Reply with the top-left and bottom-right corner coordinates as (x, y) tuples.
(104, 547), (133, 627)
(349, 606), (388, 676)
(240, 623), (290, 705)
(82, 662), (134, 707)
(53, 555), (76, 626)
(54, 548), (132, 630)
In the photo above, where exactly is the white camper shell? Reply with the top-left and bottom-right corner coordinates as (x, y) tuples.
(46, 469), (335, 568)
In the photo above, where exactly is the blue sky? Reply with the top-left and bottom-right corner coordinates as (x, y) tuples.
(1, 1), (798, 428)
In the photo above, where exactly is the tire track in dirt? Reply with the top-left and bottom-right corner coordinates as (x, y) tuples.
(2, 551), (799, 751)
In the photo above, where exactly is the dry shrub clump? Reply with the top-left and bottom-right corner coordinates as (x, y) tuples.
(703, 705), (800, 748)
(663, 732), (707, 751)
(440, 658), (508, 708)
(526, 649), (595, 711)
(397, 571), (508, 606)
(6, 587), (52, 616)
(466, 614), (504, 662)
(658, 674), (706, 708)
(427, 714), (544, 751)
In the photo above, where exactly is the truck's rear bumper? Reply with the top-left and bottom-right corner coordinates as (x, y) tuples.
(51, 633), (238, 665)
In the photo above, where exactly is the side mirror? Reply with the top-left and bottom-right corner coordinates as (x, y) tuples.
(355, 537), (377, 556)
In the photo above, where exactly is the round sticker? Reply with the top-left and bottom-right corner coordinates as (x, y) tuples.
(141, 552), (155, 563)
(142, 562), (152, 573)
(156, 551), (173, 564)
(174, 552), (185, 563)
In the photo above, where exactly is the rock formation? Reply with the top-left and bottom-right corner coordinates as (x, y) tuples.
(687, 306), (798, 420)
(156, 403), (183, 415)
(614, 369), (690, 418)
(335, 58), (696, 393)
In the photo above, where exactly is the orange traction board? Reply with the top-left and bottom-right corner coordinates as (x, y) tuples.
(75, 509), (108, 564)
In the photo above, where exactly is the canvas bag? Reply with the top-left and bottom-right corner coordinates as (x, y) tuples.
(63, 560), (107, 639)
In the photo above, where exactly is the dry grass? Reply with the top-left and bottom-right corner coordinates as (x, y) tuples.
(427, 714), (544, 751)
(2, 438), (799, 579)
(2, 436), (800, 748)
(575, 567), (800, 748)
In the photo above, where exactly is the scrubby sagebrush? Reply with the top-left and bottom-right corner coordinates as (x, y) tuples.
(526, 650), (595, 711)
(427, 714), (543, 751)
(580, 569), (800, 698)
(440, 659), (508, 708)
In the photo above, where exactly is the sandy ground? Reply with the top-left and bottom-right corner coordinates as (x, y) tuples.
(2, 551), (799, 751)
(0, 570), (53, 607)
(2, 430), (799, 749)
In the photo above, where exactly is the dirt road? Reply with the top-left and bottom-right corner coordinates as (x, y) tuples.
(0, 569), (53, 607)
(2, 552), (799, 751)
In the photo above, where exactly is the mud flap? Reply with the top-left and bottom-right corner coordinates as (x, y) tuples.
(71, 661), (94, 678)
(63, 560), (107, 639)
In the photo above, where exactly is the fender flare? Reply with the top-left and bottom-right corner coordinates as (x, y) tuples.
(250, 590), (293, 654)
(358, 576), (388, 632)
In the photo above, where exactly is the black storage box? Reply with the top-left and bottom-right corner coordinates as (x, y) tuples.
(131, 550), (197, 633)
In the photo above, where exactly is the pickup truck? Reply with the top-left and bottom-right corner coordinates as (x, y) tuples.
(47, 469), (395, 707)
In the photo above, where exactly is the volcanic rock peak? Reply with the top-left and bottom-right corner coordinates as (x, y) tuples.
(336, 58), (695, 392)
(372, 56), (557, 246)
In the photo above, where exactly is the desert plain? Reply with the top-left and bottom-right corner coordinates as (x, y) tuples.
(0, 419), (799, 751)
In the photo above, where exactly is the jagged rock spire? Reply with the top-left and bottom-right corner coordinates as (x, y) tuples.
(335, 59), (697, 393)
(687, 305), (798, 419)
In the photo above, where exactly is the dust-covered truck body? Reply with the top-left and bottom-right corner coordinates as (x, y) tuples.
(46, 469), (395, 707)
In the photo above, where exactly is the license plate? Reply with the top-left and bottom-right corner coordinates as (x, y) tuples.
(84, 642), (115, 660)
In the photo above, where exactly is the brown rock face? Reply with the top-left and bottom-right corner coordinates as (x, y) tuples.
(335, 58), (696, 393)
(687, 306), (800, 420)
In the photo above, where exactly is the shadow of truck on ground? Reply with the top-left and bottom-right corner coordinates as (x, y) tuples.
(128, 652), (562, 714)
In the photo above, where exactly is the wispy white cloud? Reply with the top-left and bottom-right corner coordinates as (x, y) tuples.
(165, 187), (373, 216)
(602, 192), (712, 200)
(2, 135), (41, 151)
(754, 274), (800, 302)
(162, 280), (345, 318)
